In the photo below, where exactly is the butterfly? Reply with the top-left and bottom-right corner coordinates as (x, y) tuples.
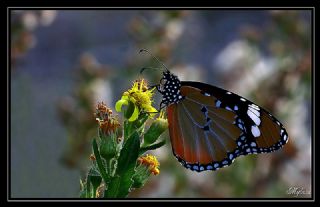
(141, 50), (289, 172)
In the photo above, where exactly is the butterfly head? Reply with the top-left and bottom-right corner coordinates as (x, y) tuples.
(158, 70), (184, 106)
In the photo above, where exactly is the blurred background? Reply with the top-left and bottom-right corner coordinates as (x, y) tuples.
(10, 10), (312, 198)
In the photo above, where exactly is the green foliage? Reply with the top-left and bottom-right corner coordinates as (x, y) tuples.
(92, 139), (109, 183)
(132, 164), (151, 188)
(143, 118), (169, 145)
(116, 132), (140, 175)
(81, 98), (168, 198)
(139, 140), (166, 156)
(104, 132), (141, 197)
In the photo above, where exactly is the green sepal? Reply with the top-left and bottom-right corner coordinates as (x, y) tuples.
(131, 164), (151, 188)
(139, 139), (166, 155)
(99, 133), (117, 161)
(143, 119), (168, 145)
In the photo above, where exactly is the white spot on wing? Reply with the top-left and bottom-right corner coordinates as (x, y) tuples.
(226, 106), (232, 111)
(250, 104), (260, 110)
(216, 100), (221, 108)
(247, 109), (261, 126)
(240, 98), (246, 102)
(250, 142), (257, 147)
(283, 134), (288, 141)
(251, 125), (261, 137)
(248, 107), (260, 117)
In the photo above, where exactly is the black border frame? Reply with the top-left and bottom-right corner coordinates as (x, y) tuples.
(5, 2), (317, 204)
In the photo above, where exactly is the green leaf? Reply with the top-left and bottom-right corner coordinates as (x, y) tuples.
(104, 132), (140, 198)
(92, 139), (109, 184)
(124, 120), (133, 142)
(117, 131), (140, 175)
(139, 139), (166, 155)
(104, 168), (135, 198)
(86, 175), (91, 198)
(140, 139), (166, 154)
(88, 168), (102, 197)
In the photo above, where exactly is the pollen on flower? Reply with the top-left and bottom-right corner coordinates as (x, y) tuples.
(128, 79), (156, 111)
(94, 102), (120, 135)
(138, 154), (160, 175)
(115, 79), (157, 121)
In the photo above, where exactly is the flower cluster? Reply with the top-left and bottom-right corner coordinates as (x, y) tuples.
(138, 154), (160, 175)
(81, 79), (168, 198)
(94, 102), (120, 135)
(115, 79), (157, 121)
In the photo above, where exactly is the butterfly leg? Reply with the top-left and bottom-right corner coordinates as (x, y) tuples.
(148, 84), (159, 91)
(158, 101), (167, 111)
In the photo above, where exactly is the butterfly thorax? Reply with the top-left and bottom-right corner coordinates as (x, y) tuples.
(157, 71), (184, 106)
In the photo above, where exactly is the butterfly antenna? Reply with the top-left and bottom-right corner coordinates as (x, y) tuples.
(140, 67), (164, 74)
(139, 49), (169, 72)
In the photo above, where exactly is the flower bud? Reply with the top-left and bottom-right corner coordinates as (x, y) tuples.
(99, 135), (117, 161)
(143, 117), (168, 145)
(131, 164), (151, 188)
(132, 154), (160, 188)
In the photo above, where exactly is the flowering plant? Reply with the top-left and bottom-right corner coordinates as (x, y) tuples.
(80, 79), (167, 198)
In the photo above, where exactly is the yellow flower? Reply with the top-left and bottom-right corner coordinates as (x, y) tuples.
(94, 102), (120, 135)
(138, 154), (160, 175)
(115, 79), (157, 122)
